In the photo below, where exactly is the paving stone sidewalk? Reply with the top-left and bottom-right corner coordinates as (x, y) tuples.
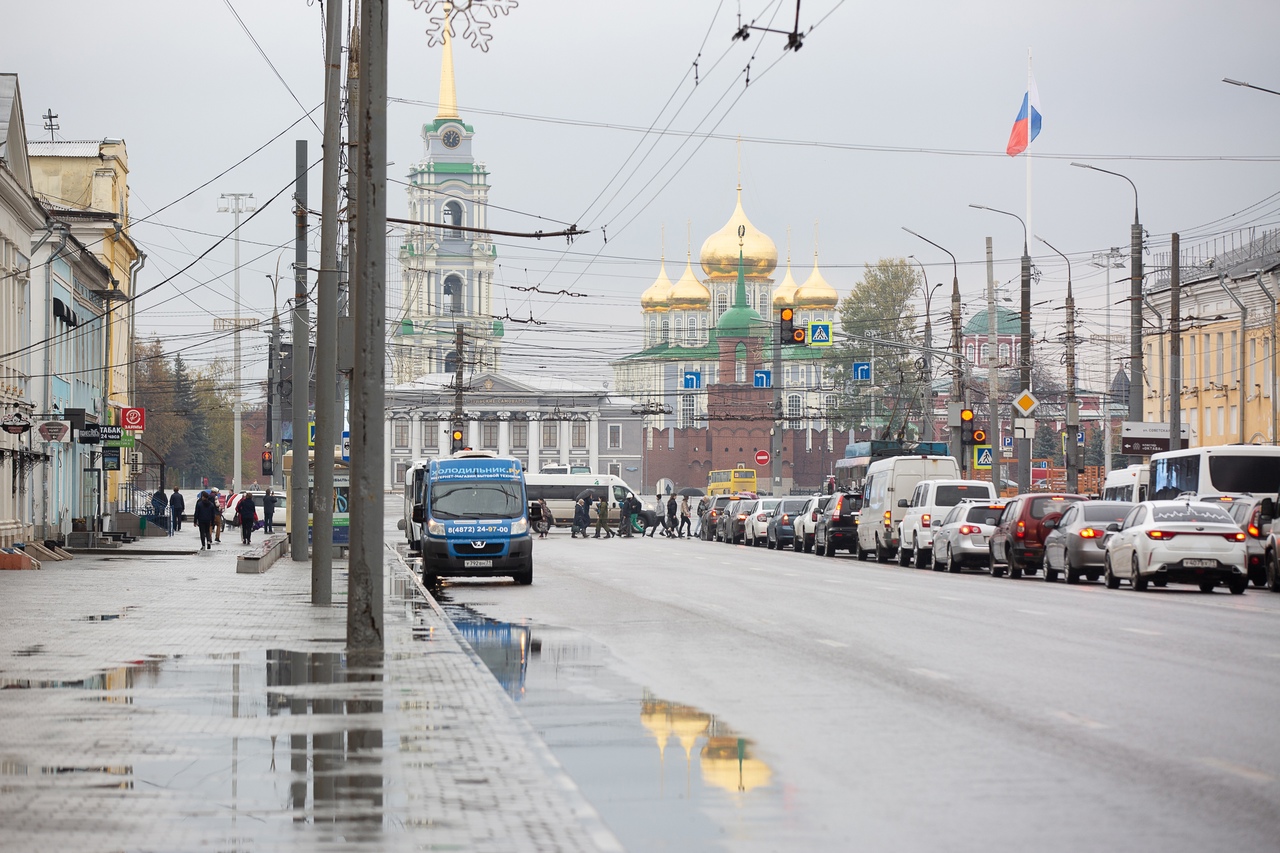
(0, 526), (621, 852)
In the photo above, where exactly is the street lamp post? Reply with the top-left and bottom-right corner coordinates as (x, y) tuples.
(902, 228), (964, 465)
(907, 255), (943, 441)
(1037, 236), (1079, 494)
(970, 204), (1032, 493)
(218, 192), (255, 496)
(1071, 162), (1144, 429)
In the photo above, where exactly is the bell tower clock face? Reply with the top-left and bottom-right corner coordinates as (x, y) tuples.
(441, 128), (461, 149)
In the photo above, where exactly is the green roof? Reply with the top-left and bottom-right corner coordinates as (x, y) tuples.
(963, 306), (1020, 335)
(714, 249), (766, 338)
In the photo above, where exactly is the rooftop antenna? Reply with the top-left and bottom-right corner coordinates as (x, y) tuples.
(42, 109), (58, 142)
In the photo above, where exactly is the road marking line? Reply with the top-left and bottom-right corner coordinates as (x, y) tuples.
(781, 572), (798, 577)
(745, 566), (764, 571)
(875, 586), (898, 591)
(1017, 609), (1046, 615)
(1122, 628), (1162, 636)
(822, 578), (843, 583)
(1198, 757), (1274, 784)
(1050, 710), (1108, 730)
(937, 595), (963, 601)
(817, 639), (848, 648)
(908, 667), (951, 680)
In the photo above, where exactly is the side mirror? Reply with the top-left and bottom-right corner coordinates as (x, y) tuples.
(1259, 497), (1275, 526)
(897, 499), (909, 508)
(397, 518), (406, 530)
(1042, 518), (1057, 530)
(412, 506), (425, 524)
(1106, 522), (1121, 532)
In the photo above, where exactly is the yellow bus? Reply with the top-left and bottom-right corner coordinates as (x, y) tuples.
(708, 468), (757, 496)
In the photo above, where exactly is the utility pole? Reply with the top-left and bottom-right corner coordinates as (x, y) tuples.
(311, 0), (343, 607)
(290, 142), (310, 562)
(1170, 234), (1181, 453)
(1091, 249), (1124, 480)
(985, 238), (1001, 494)
(771, 316), (782, 494)
(217, 192), (255, 495)
(1037, 236), (1077, 493)
(348, 0), (387, 654)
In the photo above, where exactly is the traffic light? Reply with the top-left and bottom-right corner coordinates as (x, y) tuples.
(972, 427), (987, 445)
(780, 308), (806, 345)
(450, 425), (464, 453)
(959, 408), (975, 445)
(261, 450), (273, 476)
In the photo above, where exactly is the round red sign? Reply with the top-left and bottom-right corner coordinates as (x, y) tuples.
(755, 450), (770, 466)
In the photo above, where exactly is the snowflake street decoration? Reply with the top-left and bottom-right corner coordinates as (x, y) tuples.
(409, 0), (518, 52)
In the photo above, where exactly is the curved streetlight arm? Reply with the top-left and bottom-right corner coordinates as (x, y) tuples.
(1034, 235), (1071, 293)
(902, 226), (958, 284)
(969, 204), (1027, 253)
(1069, 162), (1139, 223)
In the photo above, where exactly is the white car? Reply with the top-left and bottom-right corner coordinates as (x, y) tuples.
(1103, 500), (1249, 594)
(793, 495), (833, 553)
(897, 479), (996, 569)
(929, 500), (1006, 573)
(744, 498), (781, 547)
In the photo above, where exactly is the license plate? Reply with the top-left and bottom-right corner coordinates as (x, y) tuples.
(972, 536), (987, 546)
(464, 559), (494, 568)
(1183, 559), (1215, 568)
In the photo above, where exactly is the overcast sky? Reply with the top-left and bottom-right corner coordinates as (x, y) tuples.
(5, 0), (1280, 401)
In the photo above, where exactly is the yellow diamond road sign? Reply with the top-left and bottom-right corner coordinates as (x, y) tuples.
(1012, 390), (1039, 417)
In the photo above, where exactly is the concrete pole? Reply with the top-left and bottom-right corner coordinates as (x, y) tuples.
(271, 315), (282, 491)
(1170, 234), (1181, 452)
(290, 142), (310, 562)
(233, 201), (242, 496)
(951, 271), (962, 465)
(1130, 219), (1144, 425)
(1254, 270), (1277, 444)
(348, 0), (386, 653)
(1214, 273), (1248, 445)
(1018, 247), (1031, 493)
(311, 0), (343, 606)
(986, 238), (1001, 493)
(771, 327), (782, 494)
(1038, 235), (1075, 493)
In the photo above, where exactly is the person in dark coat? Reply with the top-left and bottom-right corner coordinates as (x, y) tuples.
(151, 488), (167, 527)
(235, 492), (258, 545)
(618, 494), (635, 538)
(169, 488), (185, 532)
(193, 491), (217, 550)
(262, 489), (277, 533)
(571, 499), (590, 539)
(665, 495), (678, 538)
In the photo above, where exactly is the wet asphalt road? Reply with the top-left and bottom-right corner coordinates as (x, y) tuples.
(434, 528), (1280, 852)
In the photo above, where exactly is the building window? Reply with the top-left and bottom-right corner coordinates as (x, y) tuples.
(966, 343), (975, 363)
(512, 422), (528, 448)
(394, 461), (409, 484)
(482, 422), (498, 448)
(608, 424), (622, 449)
(998, 343), (1010, 364)
(542, 422), (559, 448)
(788, 394), (802, 430)
(681, 394), (696, 428)
(649, 318), (657, 345)
(716, 293), (728, 321)
(443, 200), (463, 237)
(980, 343), (990, 365)
(661, 320), (670, 343)
(393, 422), (409, 448)
(571, 421), (587, 448)
(701, 316), (708, 343)
(608, 462), (622, 478)
(674, 317), (683, 345)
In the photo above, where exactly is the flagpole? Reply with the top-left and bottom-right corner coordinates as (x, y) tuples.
(1025, 48), (1033, 262)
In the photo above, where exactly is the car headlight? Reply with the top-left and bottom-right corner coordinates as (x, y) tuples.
(427, 519), (445, 536)
(510, 518), (528, 535)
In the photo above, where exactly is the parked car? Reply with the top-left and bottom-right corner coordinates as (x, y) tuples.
(717, 499), (749, 543)
(897, 479), (998, 568)
(743, 498), (782, 547)
(701, 495), (734, 541)
(793, 495), (834, 553)
(765, 498), (810, 550)
(815, 491), (860, 557)
(1196, 494), (1270, 587)
(858, 454), (961, 562)
(929, 500), (1005, 573)
(1042, 501), (1133, 583)
(988, 493), (1086, 578)
(1102, 500), (1249, 594)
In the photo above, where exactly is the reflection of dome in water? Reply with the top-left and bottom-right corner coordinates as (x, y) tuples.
(700, 187), (777, 280)
(640, 695), (674, 755)
(700, 735), (772, 793)
(670, 706), (711, 760)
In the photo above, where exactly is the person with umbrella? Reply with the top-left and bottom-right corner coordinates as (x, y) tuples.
(571, 498), (591, 539)
(678, 495), (692, 538)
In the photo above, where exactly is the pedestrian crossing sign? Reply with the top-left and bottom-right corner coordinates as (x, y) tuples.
(974, 445), (993, 470)
(808, 322), (833, 347)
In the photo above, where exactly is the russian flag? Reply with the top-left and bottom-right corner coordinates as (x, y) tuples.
(1005, 77), (1042, 157)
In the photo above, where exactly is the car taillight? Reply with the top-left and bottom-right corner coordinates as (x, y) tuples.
(883, 510), (892, 527)
(1248, 508), (1262, 538)
(811, 510), (819, 521)
(1145, 530), (1177, 540)
(1016, 519), (1025, 539)
(958, 524), (978, 535)
(781, 514), (790, 524)
(1078, 527), (1101, 539)
(737, 513), (747, 520)
(832, 496), (843, 521)
(756, 513), (767, 521)
(922, 513), (931, 528)
(1225, 531), (1246, 542)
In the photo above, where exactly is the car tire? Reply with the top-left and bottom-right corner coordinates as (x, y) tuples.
(767, 535), (775, 550)
(815, 536), (826, 556)
(876, 537), (892, 563)
(422, 570), (439, 588)
(1199, 580), (1217, 593)
(988, 547), (1005, 578)
(932, 545), (945, 572)
(826, 537), (838, 557)
(898, 538), (912, 566)
(513, 563), (533, 586)
(1086, 572), (1101, 583)
(915, 545), (931, 570)
(947, 547), (962, 574)
(856, 540), (870, 561)
(1044, 565), (1058, 582)
(1153, 579), (1168, 588)
(1131, 557), (1148, 591)
(1269, 550), (1280, 592)
(1229, 578), (1248, 595)
(1007, 548), (1023, 580)
(1104, 554), (1121, 589)
(1064, 556), (1080, 585)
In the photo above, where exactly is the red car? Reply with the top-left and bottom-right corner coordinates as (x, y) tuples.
(988, 493), (1086, 578)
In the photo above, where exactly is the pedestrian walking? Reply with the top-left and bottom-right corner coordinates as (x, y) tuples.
(694, 496), (707, 538)
(665, 495), (678, 538)
(571, 498), (591, 539)
(193, 491), (217, 550)
(169, 488), (185, 532)
(593, 494), (614, 538)
(535, 498), (553, 538)
(262, 489), (277, 533)
(151, 488), (167, 530)
(679, 496), (692, 538)
(211, 488), (224, 542)
(618, 494), (635, 538)
(236, 492), (258, 545)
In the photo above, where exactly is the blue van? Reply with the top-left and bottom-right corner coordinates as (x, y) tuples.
(414, 452), (532, 586)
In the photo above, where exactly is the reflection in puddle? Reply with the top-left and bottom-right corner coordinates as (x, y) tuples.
(443, 602), (783, 850)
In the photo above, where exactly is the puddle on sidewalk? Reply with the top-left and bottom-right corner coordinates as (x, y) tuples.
(440, 600), (788, 851)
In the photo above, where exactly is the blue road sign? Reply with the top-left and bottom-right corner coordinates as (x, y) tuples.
(808, 322), (833, 346)
(1077, 430), (1085, 446)
(342, 430), (350, 462)
(853, 362), (872, 381)
(1002, 435), (1013, 449)
(974, 446), (994, 469)
(683, 370), (701, 390)
(753, 370), (771, 388)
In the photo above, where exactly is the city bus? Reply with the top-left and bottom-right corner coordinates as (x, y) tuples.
(1148, 445), (1280, 500)
(708, 468), (757, 496)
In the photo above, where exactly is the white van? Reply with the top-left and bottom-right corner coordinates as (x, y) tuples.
(856, 455), (961, 562)
(1101, 463), (1148, 502)
(896, 479), (996, 568)
(523, 473), (637, 527)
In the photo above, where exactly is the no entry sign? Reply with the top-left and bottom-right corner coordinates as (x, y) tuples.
(755, 450), (771, 466)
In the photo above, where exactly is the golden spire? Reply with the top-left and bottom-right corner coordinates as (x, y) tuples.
(436, 3), (460, 120)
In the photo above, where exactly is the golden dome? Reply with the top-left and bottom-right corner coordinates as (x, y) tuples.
(699, 187), (777, 280)
(771, 257), (799, 308)
(793, 254), (838, 308)
(668, 254), (710, 309)
(640, 260), (674, 313)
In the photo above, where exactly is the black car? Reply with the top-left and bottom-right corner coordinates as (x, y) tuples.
(765, 498), (810, 550)
(717, 499), (750, 544)
(815, 492), (860, 557)
(701, 495), (734, 541)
